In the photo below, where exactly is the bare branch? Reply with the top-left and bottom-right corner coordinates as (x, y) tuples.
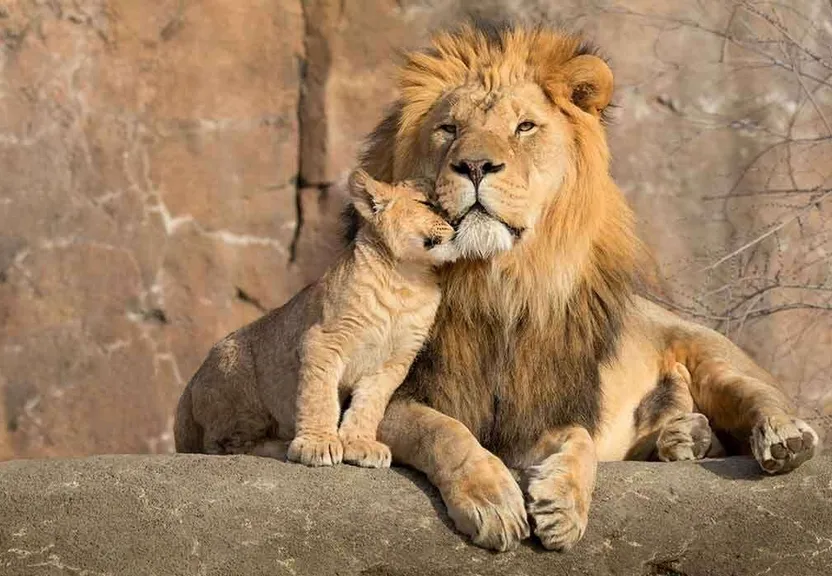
(739, 1), (832, 74)
(700, 190), (832, 272)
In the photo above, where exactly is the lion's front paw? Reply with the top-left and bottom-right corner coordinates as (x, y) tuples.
(287, 432), (343, 467)
(657, 412), (716, 462)
(524, 454), (592, 552)
(441, 454), (529, 552)
(751, 415), (818, 474)
(342, 437), (391, 468)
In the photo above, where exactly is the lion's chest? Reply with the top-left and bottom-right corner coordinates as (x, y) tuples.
(416, 313), (609, 463)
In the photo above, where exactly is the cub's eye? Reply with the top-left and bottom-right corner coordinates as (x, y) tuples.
(516, 121), (536, 134)
(423, 236), (442, 249)
(438, 124), (457, 136)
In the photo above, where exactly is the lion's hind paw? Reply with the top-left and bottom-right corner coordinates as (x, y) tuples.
(657, 412), (718, 462)
(751, 415), (818, 474)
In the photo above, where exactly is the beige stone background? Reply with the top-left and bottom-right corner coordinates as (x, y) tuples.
(0, 0), (830, 460)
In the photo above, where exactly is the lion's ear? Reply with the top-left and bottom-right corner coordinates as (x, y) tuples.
(557, 54), (614, 117)
(348, 169), (390, 220)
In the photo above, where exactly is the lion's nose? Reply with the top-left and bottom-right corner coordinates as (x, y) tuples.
(450, 159), (505, 190)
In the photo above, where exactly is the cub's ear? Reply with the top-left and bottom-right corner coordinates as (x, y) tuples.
(553, 54), (614, 117)
(348, 169), (391, 220)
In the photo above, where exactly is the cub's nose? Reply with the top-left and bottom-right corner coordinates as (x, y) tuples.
(424, 222), (455, 249)
(450, 159), (505, 190)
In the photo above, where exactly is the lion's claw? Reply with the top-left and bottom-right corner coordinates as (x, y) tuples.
(441, 454), (529, 552)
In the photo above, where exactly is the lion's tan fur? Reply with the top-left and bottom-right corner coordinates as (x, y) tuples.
(362, 24), (644, 461)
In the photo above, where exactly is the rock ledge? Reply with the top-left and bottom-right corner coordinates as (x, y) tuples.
(1, 455), (830, 575)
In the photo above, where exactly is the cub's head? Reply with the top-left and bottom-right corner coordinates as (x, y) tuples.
(364, 22), (615, 260)
(348, 169), (458, 265)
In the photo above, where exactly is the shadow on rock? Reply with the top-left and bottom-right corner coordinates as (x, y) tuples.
(389, 466), (459, 534)
(697, 456), (767, 480)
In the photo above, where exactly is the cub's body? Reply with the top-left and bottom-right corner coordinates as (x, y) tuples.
(287, 232), (447, 468)
(174, 172), (457, 468)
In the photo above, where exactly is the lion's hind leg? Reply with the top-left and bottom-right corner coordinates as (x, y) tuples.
(241, 439), (290, 460)
(657, 412), (725, 462)
(202, 413), (282, 457)
(627, 363), (724, 461)
(679, 331), (820, 474)
(188, 334), (282, 457)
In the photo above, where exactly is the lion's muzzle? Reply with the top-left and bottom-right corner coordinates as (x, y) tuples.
(450, 159), (505, 190)
(451, 206), (520, 260)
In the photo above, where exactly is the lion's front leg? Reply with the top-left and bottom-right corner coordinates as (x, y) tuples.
(378, 400), (529, 552)
(521, 426), (597, 552)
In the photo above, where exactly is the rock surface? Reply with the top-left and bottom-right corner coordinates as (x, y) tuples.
(1, 1), (831, 458)
(1, 454), (831, 575)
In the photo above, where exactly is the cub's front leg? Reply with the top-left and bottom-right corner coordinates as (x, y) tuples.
(287, 326), (348, 466)
(521, 426), (597, 551)
(339, 360), (412, 469)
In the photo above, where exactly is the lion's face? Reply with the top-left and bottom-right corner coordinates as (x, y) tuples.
(416, 82), (575, 259)
(379, 26), (616, 261)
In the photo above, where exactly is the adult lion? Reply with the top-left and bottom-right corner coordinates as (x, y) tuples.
(175, 22), (818, 553)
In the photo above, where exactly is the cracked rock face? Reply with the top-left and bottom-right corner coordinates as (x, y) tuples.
(0, 0), (306, 458)
(1, 1), (831, 458)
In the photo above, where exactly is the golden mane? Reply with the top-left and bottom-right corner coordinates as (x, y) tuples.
(362, 21), (643, 326)
(396, 25), (603, 173)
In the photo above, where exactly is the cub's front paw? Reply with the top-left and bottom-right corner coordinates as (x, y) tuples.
(751, 415), (818, 474)
(657, 413), (718, 461)
(524, 453), (592, 552)
(342, 437), (392, 469)
(441, 454), (529, 552)
(287, 433), (343, 466)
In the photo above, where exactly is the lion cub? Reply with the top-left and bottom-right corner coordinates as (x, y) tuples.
(287, 169), (458, 468)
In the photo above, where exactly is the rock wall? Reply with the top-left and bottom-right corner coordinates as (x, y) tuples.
(1, 0), (831, 459)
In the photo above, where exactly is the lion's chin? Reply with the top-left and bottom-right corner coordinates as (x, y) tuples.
(452, 211), (516, 260)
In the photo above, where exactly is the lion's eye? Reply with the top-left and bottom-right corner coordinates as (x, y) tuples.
(438, 124), (457, 136)
(516, 121), (536, 134)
